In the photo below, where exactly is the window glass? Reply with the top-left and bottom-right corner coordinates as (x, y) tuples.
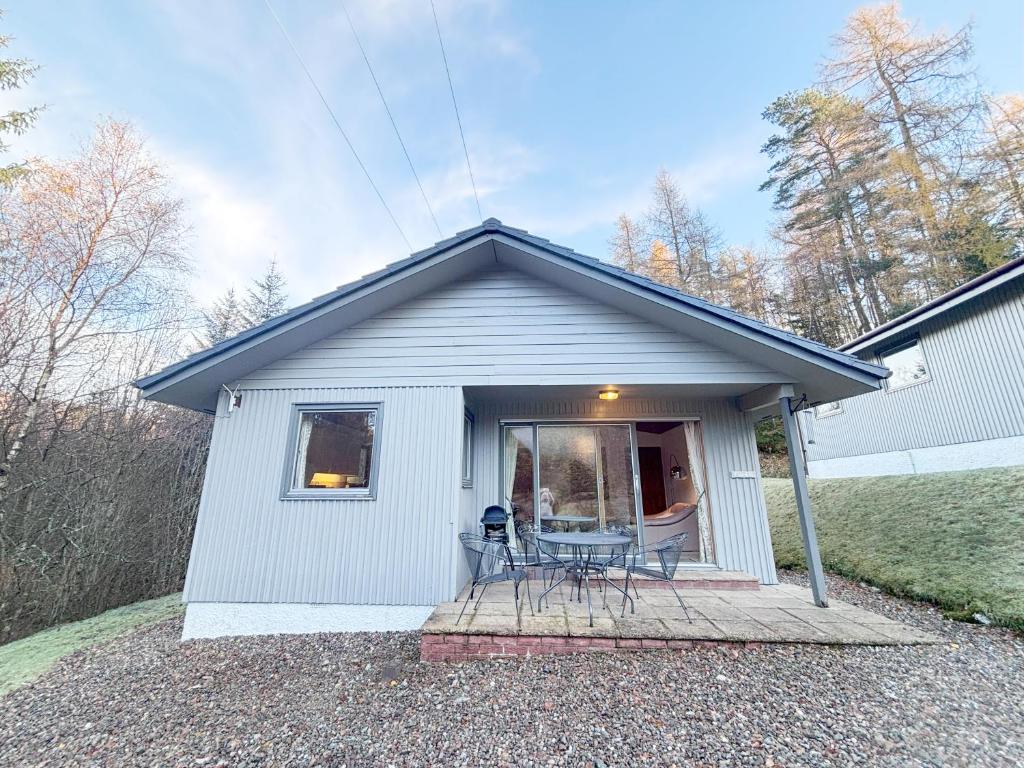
(815, 401), (842, 418)
(292, 409), (376, 492)
(882, 341), (929, 390)
(462, 412), (473, 486)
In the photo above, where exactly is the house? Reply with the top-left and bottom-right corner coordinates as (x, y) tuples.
(804, 257), (1024, 479)
(136, 220), (887, 638)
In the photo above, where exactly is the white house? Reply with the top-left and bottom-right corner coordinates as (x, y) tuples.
(805, 256), (1024, 478)
(136, 220), (887, 638)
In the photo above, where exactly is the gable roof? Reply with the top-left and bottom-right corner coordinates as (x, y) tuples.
(137, 219), (887, 412)
(842, 256), (1024, 355)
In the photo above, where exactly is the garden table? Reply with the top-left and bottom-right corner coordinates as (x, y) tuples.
(535, 531), (634, 626)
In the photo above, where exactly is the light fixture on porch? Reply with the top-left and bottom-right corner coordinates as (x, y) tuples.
(598, 388), (619, 401)
(668, 454), (687, 480)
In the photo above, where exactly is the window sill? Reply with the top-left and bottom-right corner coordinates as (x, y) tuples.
(462, 481), (473, 489)
(281, 491), (376, 501)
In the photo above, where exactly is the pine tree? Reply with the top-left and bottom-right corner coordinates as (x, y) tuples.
(1, 16), (43, 185)
(203, 287), (244, 346)
(242, 259), (288, 326)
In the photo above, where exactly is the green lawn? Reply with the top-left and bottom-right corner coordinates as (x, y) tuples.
(0, 593), (183, 695)
(764, 466), (1024, 631)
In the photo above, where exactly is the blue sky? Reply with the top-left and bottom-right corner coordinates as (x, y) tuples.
(6, 0), (1022, 306)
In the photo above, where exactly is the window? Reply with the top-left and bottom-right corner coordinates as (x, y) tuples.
(881, 339), (930, 391)
(285, 405), (380, 498)
(814, 401), (843, 419)
(462, 411), (474, 487)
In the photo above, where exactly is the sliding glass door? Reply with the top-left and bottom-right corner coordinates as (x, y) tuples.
(504, 423), (641, 543)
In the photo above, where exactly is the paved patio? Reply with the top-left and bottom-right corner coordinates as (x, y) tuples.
(421, 573), (940, 661)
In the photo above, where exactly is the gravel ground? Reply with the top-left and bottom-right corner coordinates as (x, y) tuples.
(1, 572), (1021, 768)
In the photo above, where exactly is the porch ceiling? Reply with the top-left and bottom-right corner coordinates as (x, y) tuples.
(463, 383), (770, 404)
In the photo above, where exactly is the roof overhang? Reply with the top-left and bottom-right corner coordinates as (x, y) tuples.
(137, 221), (888, 413)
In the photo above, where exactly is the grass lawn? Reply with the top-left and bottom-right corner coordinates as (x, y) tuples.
(0, 594), (183, 695)
(764, 466), (1024, 630)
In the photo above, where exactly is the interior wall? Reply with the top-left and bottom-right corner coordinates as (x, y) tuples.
(635, 426), (698, 508)
(659, 425), (697, 505)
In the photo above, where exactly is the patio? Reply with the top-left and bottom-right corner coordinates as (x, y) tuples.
(420, 572), (940, 661)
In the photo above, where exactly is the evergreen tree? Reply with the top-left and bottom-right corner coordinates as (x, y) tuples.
(243, 259), (288, 326)
(202, 287), (244, 346)
(0, 15), (42, 185)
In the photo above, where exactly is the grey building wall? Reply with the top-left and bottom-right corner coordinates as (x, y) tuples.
(236, 269), (783, 389)
(463, 395), (778, 585)
(807, 279), (1024, 461)
(183, 385), (463, 605)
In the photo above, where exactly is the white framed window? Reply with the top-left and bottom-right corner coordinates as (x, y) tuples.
(814, 401), (843, 419)
(283, 403), (381, 499)
(881, 339), (930, 391)
(462, 410), (474, 487)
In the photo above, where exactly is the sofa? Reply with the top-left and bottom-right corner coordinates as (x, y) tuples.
(642, 502), (697, 548)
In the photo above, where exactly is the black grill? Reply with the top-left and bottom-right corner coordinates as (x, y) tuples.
(480, 505), (509, 543)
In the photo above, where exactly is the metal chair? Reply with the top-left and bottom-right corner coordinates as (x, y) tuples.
(590, 525), (633, 610)
(621, 532), (692, 622)
(516, 521), (569, 606)
(457, 532), (534, 629)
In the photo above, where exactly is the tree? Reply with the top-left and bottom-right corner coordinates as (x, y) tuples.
(0, 15), (41, 185)
(243, 259), (288, 326)
(822, 1), (984, 293)
(981, 94), (1024, 237)
(200, 260), (289, 347)
(0, 120), (189, 491)
(609, 214), (645, 273)
(202, 287), (244, 346)
(762, 89), (899, 333)
(716, 246), (781, 324)
(645, 169), (723, 298)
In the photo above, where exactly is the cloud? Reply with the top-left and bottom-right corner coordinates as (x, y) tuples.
(159, 150), (290, 305)
(673, 136), (766, 206)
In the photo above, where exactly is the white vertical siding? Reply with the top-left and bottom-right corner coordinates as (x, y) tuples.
(183, 386), (463, 605)
(808, 281), (1024, 461)
(465, 396), (778, 584)
(237, 269), (781, 388)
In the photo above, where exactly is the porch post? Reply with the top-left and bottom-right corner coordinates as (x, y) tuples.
(778, 395), (828, 607)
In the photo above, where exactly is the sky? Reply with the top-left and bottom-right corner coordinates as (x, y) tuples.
(5, 0), (1023, 307)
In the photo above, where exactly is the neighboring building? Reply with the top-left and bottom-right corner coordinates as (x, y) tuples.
(136, 220), (886, 638)
(804, 257), (1024, 479)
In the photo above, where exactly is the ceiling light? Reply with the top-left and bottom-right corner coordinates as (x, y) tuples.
(598, 389), (619, 401)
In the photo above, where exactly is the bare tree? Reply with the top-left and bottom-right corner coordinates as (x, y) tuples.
(0, 120), (206, 642)
(609, 214), (645, 273)
(0, 120), (189, 491)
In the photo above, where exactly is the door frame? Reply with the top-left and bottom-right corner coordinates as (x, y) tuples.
(499, 416), (713, 564)
(501, 420), (644, 547)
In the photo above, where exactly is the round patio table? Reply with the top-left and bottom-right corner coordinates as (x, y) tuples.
(535, 531), (634, 626)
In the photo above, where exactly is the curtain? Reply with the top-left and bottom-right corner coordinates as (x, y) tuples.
(503, 428), (518, 510)
(293, 415), (314, 488)
(683, 420), (713, 562)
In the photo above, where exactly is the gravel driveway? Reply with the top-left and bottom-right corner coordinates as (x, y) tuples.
(1, 572), (1021, 767)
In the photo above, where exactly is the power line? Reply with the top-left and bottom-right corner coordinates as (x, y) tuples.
(263, 0), (412, 250)
(429, 0), (483, 224)
(340, 0), (442, 238)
